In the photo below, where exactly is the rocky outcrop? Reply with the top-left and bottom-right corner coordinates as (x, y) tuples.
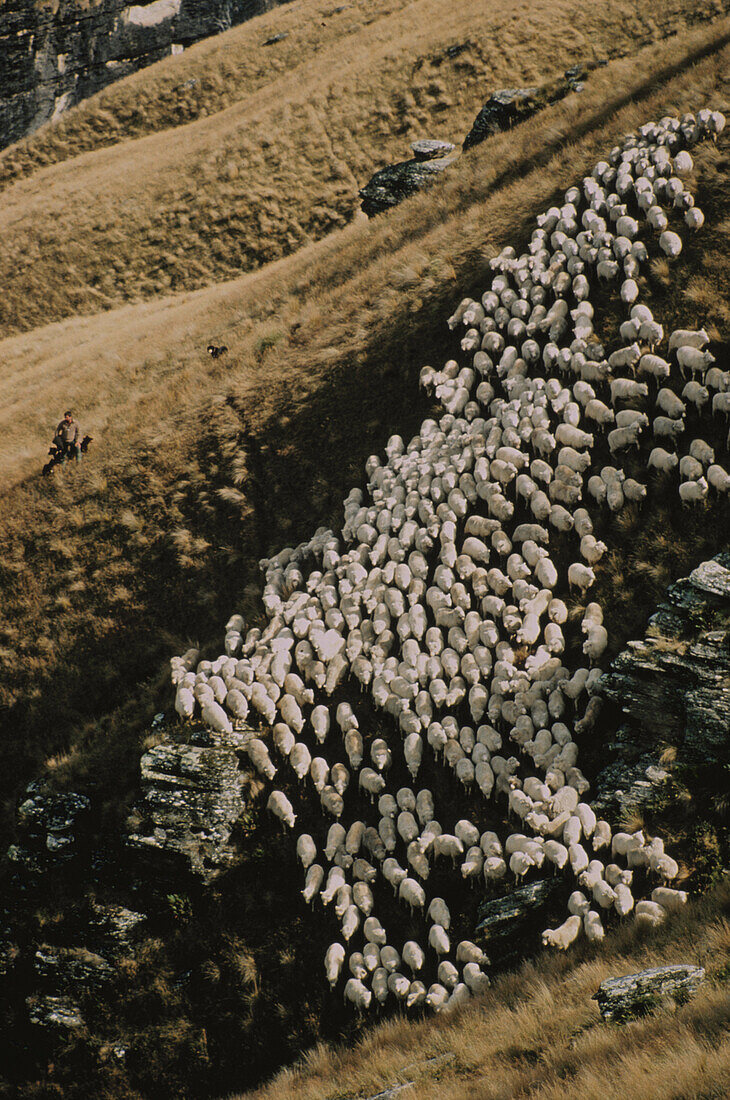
(0, 0), (290, 151)
(475, 878), (564, 962)
(359, 145), (457, 216)
(593, 964), (705, 1021)
(127, 725), (254, 884)
(594, 552), (730, 815)
(6, 781), (91, 876)
(461, 62), (606, 151)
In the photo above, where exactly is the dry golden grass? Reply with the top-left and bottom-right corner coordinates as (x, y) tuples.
(1, 10), (730, 1097)
(0, 0), (726, 336)
(1, 23), (729, 846)
(4, 0), (723, 191)
(234, 883), (730, 1100)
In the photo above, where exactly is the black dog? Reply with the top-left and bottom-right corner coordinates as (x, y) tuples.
(42, 435), (93, 477)
(207, 344), (228, 359)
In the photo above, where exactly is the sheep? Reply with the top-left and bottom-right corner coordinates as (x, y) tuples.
(267, 790), (296, 828)
(656, 388), (686, 419)
(592, 820), (612, 852)
(296, 834), (317, 870)
(608, 423), (642, 454)
(653, 415), (685, 442)
(648, 447), (679, 473)
(650, 852), (680, 881)
(668, 327), (709, 352)
(635, 900), (667, 928)
(344, 978), (371, 1009)
(325, 943), (345, 988)
(584, 399), (615, 430)
(708, 464), (730, 493)
(659, 230), (682, 258)
(359, 768), (386, 800)
(679, 478), (708, 505)
(679, 455), (704, 482)
(677, 346), (715, 379)
(542, 914), (582, 949)
(302, 864), (324, 904)
(399, 877), (426, 912)
(321, 785), (345, 818)
(555, 424), (594, 450)
(713, 392), (730, 418)
(201, 698), (234, 734)
(247, 738), (277, 780)
(682, 381), (710, 411)
(426, 983), (450, 1011)
(568, 563), (596, 595)
(610, 378), (649, 405)
(608, 343), (641, 371)
(637, 354), (670, 381)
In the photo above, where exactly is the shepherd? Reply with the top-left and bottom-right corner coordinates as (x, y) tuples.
(54, 410), (82, 463)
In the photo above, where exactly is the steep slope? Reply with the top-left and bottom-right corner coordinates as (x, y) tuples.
(1, 16), (729, 845)
(0, 0), (283, 151)
(0, 6), (730, 1099)
(0, 0), (727, 336)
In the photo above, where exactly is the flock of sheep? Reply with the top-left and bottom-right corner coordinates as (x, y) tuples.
(171, 107), (727, 1013)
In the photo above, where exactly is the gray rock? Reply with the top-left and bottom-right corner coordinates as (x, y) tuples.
(0, 0), (294, 152)
(87, 903), (147, 955)
(34, 947), (115, 991)
(364, 1086), (414, 1100)
(476, 877), (563, 961)
(597, 552), (730, 771)
(410, 139), (456, 161)
(463, 87), (542, 150)
(7, 783), (91, 875)
(27, 995), (84, 1031)
(461, 61), (606, 152)
(359, 155), (454, 217)
(594, 964), (705, 1021)
(127, 733), (250, 883)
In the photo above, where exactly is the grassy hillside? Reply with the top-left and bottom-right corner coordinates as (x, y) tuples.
(0, 2), (729, 1097)
(0, 0), (727, 337)
(1, 10), (729, 848)
(236, 882), (730, 1100)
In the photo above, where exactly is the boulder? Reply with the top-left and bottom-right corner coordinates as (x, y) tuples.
(594, 964), (705, 1021)
(34, 946), (115, 992)
(463, 88), (542, 150)
(461, 61), (605, 151)
(0, 0), (293, 151)
(410, 139), (456, 161)
(359, 155), (454, 217)
(27, 995), (84, 1032)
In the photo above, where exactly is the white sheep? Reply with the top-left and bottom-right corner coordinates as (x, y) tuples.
(542, 914), (582, 949)
(668, 327), (709, 352)
(635, 900), (667, 928)
(659, 230), (682, 258)
(568, 563), (596, 595)
(267, 790), (296, 828)
(344, 978), (371, 1009)
(677, 346), (715, 379)
(679, 478), (708, 505)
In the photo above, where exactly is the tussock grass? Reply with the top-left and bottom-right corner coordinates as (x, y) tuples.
(1, 19), (729, 845)
(0, 0), (727, 336)
(234, 883), (730, 1100)
(1, 8), (730, 1098)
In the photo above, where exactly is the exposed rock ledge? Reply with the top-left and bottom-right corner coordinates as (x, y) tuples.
(594, 964), (705, 1021)
(593, 551), (730, 816)
(127, 725), (254, 884)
